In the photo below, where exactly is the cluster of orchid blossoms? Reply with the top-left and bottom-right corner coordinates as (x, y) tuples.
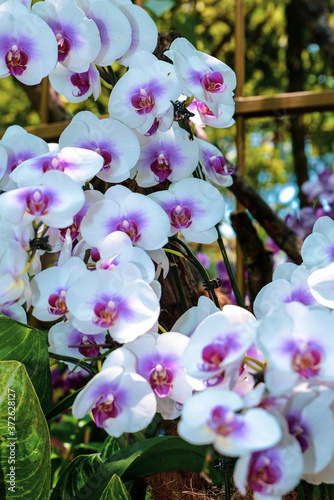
(1, 1), (334, 499)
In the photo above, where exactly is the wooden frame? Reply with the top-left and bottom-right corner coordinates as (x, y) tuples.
(233, 0), (334, 293)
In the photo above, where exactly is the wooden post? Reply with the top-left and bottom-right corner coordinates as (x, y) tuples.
(234, 0), (246, 298)
(39, 77), (49, 124)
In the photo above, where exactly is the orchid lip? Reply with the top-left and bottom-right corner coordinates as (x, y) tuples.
(150, 153), (172, 183)
(6, 45), (29, 76)
(200, 70), (227, 93)
(248, 449), (282, 493)
(149, 363), (174, 398)
(26, 190), (50, 216)
(170, 205), (192, 229)
(131, 88), (155, 115)
(207, 405), (244, 437)
(56, 33), (71, 62)
(78, 335), (100, 358)
(92, 393), (120, 428)
(115, 219), (141, 243)
(48, 290), (68, 315)
(291, 343), (322, 378)
(93, 300), (119, 328)
(71, 72), (90, 97)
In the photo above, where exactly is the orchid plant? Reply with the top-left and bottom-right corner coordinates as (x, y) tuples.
(1, 1), (334, 499)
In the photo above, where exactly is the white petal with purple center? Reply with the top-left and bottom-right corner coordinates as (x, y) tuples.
(33, 0), (101, 72)
(10, 147), (103, 186)
(49, 63), (101, 103)
(72, 366), (156, 436)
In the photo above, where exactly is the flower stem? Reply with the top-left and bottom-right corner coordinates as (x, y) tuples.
(164, 248), (186, 259)
(49, 352), (97, 375)
(171, 237), (221, 309)
(16, 225), (49, 278)
(215, 224), (246, 309)
(167, 253), (189, 312)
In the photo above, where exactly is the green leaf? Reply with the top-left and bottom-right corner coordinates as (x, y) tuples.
(0, 360), (51, 500)
(99, 474), (131, 500)
(45, 387), (83, 421)
(50, 453), (103, 500)
(123, 436), (221, 483)
(100, 436), (120, 462)
(76, 436), (221, 500)
(144, 0), (175, 17)
(0, 315), (52, 413)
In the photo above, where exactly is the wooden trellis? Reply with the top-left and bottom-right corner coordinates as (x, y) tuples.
(234, 0), (334, 295)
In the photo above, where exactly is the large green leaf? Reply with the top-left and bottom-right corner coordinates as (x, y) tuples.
(75, 436), (221, 500)
(50, 453), (103, 500)
(0, 315), (52, 413)
(99, 474), (131, 500)
(0, 361), (51, 500)
(100, 436), (120, 462)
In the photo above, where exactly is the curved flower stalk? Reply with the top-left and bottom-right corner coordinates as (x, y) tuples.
(4, 4), (330, 498)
